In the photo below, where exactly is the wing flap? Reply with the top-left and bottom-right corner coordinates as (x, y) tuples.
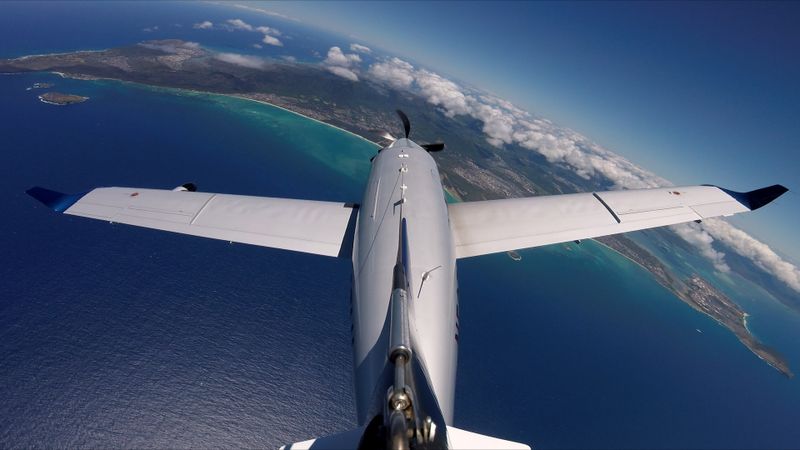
(449, 193), (617, 255)
(30, 186), (358, 258)
(449, 184), (786, 259)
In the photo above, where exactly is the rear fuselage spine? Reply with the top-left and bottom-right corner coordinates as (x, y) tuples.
(350, 139), (459, 425)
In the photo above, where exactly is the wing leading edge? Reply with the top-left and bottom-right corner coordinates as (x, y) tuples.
(27, 186), (358, 258)
(448, 184), (787, 259)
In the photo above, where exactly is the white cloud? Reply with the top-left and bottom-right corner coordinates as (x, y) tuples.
(364, 57), (666, 187)
(322, 46), (361, 81)
(142, 25), (159, 33)
(415, 69), (472, 117)
(193, 21), (213, 30)
(281, 55), (297, 63)
(232, 3), (295, 21)
(367, 57), (414, 89)
(262, 34), (283, 47)
(469, 100), (515, 144)
(226, 18), (253, 31)
(256, 26), (281, 36)
(671, 219), (800, 292)
(362, 55), (798, 291)
(481, 94), (529, 120)
(702, 219), (800, 292)
(350, 43), (371, 53)
(323, 46), (361, 67)
(139, 40), (202, 55)
(252, 43), (262, 49)
(326, 65), (359, 81)
(671, 223), (731, 273)
(213, 52), (266, 69)
(216, 19), (283, 46)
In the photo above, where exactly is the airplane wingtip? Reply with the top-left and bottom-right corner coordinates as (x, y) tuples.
(26, 186), (85, 213)
(719, 184), (788, 211)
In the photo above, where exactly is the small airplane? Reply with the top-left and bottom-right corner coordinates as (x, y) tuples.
(28, 111), (787, 449)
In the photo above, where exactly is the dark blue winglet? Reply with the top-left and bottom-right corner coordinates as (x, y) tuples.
(26, 186), (86, 213)
(716, 184), (789, 211)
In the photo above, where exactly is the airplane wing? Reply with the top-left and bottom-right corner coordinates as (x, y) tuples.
(448, 184), (787, 259)
(27, 185), (358, 258)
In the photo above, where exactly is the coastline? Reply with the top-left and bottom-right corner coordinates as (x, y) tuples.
(38, 97), (63, 106)
(16, 49), (106, 60)
(50, 70), (383, 148)
(231, 94), (382, 148)
(592, 238), (651, 274)
(594, 237), (792, 377)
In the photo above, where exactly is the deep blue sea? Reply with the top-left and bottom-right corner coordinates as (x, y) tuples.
(2, 2), (800, 448)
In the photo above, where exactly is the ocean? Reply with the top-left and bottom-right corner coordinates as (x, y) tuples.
(2, 2), (799, 448)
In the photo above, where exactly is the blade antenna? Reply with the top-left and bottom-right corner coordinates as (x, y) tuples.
(396, 109), (410, 139)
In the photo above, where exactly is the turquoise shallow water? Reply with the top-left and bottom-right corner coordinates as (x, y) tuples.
(2, 2), (800, 448)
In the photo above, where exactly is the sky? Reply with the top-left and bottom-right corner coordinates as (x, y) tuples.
(257, 1), (800, 263)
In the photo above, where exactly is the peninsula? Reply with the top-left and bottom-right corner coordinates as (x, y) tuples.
(596, 234), (792, 377)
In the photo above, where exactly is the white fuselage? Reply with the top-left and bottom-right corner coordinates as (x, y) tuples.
(350, 138), (458, 424)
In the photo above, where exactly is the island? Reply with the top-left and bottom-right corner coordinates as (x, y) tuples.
(26, 82), (54, 91)
(38, 91), (89, 105)
(0, 40), (793, 377)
